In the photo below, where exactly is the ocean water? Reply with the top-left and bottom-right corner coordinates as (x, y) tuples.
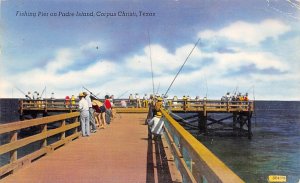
(0, 100), (299, 182)
(187, 101), (300, 183)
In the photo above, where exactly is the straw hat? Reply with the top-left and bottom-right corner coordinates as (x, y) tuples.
(155, 111), (162, 117)
(79, 92), (85, 97)
(157, 97), (163, 101)
(92, 100), (103, 106)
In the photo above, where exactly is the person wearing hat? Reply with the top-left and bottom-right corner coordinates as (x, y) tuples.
(129, 94), (134, 106)
(71, 95), (76, 108)
(153, 97), (163, 116)
(148, 110), (164, 139)
(135, 93), (141, 108)
(65, 96), (70, 108)
(78, 92), (90, 137)
(83, 92), (97, 133)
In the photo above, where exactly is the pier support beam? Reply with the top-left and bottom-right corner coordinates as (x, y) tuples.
(198, 112), (207, 133)
(233, 112), (252, 139)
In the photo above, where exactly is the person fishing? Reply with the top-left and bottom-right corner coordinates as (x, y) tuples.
(78, 92), (90, 137)
(153, 97), (163, 117)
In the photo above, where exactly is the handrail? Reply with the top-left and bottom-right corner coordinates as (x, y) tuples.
(161, 108), (245, 183)
(0, 112), (80, 177)
(19, 99), (254, 114)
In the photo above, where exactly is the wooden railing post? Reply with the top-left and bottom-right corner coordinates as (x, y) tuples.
(10, 131), (18, 164)
(19, 100), (23, 116)
(42, 124), (47, 147)
(61, 120), (66, 140)
(203, 100), (207, 116)
(45, 100), (48, 112)
(226, 101), (229, 112)
(75, 117), (79, 134)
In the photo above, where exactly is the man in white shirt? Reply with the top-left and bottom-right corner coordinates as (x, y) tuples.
(78, 92), (90, 137)
(135, 93), (141, 108)
(83, 92), (97, 133)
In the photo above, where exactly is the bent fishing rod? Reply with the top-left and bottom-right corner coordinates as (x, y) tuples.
(147, 30), (155, 95)
(82, 86), (101, 100)
(15, 87), (30, 99)
(164, 38), (201, 96)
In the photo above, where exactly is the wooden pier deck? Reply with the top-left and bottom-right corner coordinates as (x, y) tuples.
(1, 113), (174, 183)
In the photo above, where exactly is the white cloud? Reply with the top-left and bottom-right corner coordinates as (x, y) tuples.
(125, 44), (204, 76)
(198, 19), (290, 46)
(0, 21), (299, 100)
(45, 49), (74, 73)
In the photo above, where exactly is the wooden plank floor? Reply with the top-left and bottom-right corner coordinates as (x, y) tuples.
(2, 113), (169, 183)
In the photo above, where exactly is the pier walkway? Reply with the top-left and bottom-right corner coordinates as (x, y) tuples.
(2, 113), (173, 183)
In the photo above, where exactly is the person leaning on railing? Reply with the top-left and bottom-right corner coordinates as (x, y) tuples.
(148, 110), (164, 140)
(92, 100), (106, 129)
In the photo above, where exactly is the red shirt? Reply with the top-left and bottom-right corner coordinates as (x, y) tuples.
(104, 99), (112, 109)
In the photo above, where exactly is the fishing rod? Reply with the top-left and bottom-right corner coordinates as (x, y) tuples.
(164, 38), (201, 96)
(117, 90), (129, 99)
(82, 86), (101, 100)
(40, 86), (46, 99)
(170, 112), (199, 129)
(155, 82), (160, 95)
(15, 87), (26, 96)
(246, 85), (255, 94)
(147, 30), (155, 95)
(15, 87), (31, 99)
(95, 92), (101, 97)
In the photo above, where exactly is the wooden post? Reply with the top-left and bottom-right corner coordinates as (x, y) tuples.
(42, 124), (47, 147)
(19, 100), (23, 116)
(45, 100), (48, 113)
(247, 112), (252, 140)
(198, 112), (207, 133)
(226, 101), (230, 112)
(61, 120), (66, 140)
(10, 131), (18, 164)
(232, 112), (237, 130)
(75, 117), (79, 134)
(183, 99), (187, 111)
(203, 100), (207, 116)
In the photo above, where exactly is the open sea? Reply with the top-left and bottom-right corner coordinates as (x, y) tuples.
(189, 101), (300, 183)
(0, 99), (299, 182)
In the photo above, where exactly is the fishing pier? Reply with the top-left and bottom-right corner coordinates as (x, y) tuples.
(0, 98), (253, 182)
(19, 98), (254, 138)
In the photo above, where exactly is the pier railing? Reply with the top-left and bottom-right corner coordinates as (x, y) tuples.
(0, 112), (80, 177)
(19, 99), (253, 115)
(161, 108), (245, 183)
(167, 99), (253, 113)
(19, 99), (79, 115)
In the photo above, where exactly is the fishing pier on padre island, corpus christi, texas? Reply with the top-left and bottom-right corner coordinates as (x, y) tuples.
(0, 98), (253, 183)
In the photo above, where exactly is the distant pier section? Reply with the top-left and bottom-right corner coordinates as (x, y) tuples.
(19, 98), (254, 139)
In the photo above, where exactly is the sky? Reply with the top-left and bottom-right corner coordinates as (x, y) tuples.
(0, 0), (299, 100)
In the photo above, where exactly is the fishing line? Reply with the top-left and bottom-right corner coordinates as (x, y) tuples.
(156, 82), (160, 95)
(164, 38), (201, 96)
(82, 86), (101, 100)
(117, 90), (129, 99)
(147, 30), (155, 95)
